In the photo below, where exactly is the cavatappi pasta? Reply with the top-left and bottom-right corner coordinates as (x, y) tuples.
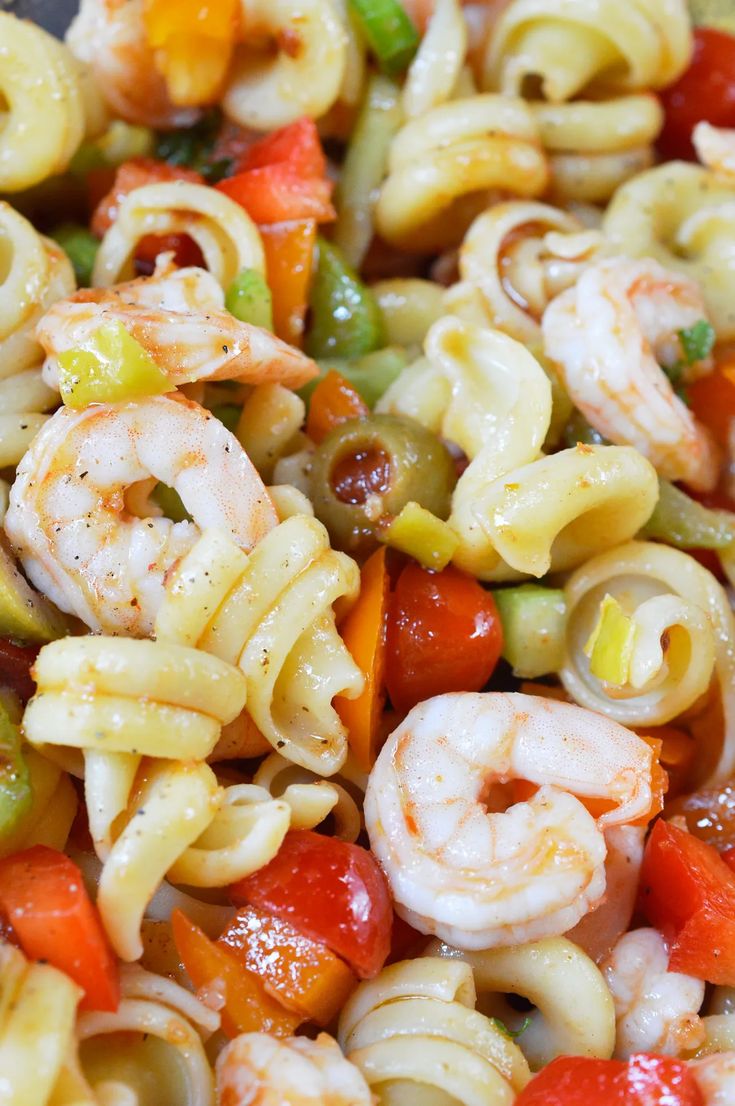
(3, 1), (735, 1103)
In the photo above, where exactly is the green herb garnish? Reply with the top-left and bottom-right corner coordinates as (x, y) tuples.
(489, 1016), (532, 1040)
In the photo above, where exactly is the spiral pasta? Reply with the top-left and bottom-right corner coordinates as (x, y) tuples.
(482, 0), (689, 202)
(455, 200), (607, 343)
(0, 202), (74, 467)
(77, 964), (217, 1106)
(561, 542), (735, 782)
(378, 315), (659, 579)
(252, 751), (363, 841)
(0, 13), (104, 192)
(222, 0), (348, 131)
(603, 162), (735, 340)
(426, 937), (616, 1070)
(338, 956), (532, 1103)
(92, 181), (265, 288)
(155, 519), (363, 774)
(402, 0), (468, 118)
(375, 95), (549, 252)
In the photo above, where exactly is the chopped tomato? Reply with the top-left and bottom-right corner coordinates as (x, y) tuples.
(91, 158), (205, 237)
(515, 1053), (703, 1105)
(306, 371), (369, 445)
(0, 846), (119, 1011)
(260, 219), (317, 347)
(722, 846), (735, 873)
(228, 830), (392, 979)
(0, 638), (38, 702)
(171, 909), (300, 1038)
(385, 562), (503, 713)
(217, 169), (334, 225)
(666, 779), (735, 849)
(638, 818), (735, 983)
(659, 28), (735, 161)
(687, 352), (735, 449)
(217, 118), (335, 225)
(335, 547), (390, 772)
(388, 912), (426, 963)
(217, 904), (356, 1026)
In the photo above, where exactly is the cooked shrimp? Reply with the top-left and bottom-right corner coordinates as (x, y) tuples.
(4, 394), (277, 636)
(602, 928), (705, 1059)
(565, 824), (645, 964)
(542, 257), (719, 490)
(694, 122), (735, 179)
(66, 0), (197, 128)
(39, 265), (317, 393)
(216, 1033), (372, 1106)
(691, 1053), (735, 1106)
(365, 692), (654, 951)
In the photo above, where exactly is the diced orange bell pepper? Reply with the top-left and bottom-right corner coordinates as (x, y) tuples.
(688, 350), (735, 448)
(638, 725), (696, 801)
(143, 0), (239, 105)
(217, 904), (357, 1026)
(171, 909), (300, 1039)
(335, 547), (390, 772)
(306, 370), (368, 445)
(260, 220), (317, 347)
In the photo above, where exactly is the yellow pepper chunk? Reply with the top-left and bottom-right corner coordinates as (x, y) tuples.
(584, 593), (638, 686)
(57, 322), (171, 409)
(379, 502), (459, 571)
(143, 0), (240, 106)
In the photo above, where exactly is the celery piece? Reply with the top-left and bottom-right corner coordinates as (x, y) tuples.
(58, 321), (171, 408)
(306, 238), (385, 359)
(225, 269), (274, 331)
(0, 704), (31, 844)
(0, 535), (70, 643)
(493, 584), (567, 679)
(379, 502), (459, 570)
(51, 224), (99, 287)
(151, 484), (191, 523)
(334, 73), (403, 269)
(584, 594), (637, 686)
(348, 0), (419, 76)
(641, 478), (735, 550)
(300, 347), (408, 408)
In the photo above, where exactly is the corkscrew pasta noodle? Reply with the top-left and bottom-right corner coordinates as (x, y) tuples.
(92, 181), (265, 288)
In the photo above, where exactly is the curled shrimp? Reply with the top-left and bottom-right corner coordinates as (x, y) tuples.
(66, 0), (198, 128)
(39, 264), (317, 394)
(4, 394), (277, 636)
(365, 691), (654, 951)
(602, 928), (705, 1059)
(691, 1053), (735, 1105)
(216, 1032), (372, 1106)
(542, 257), (719, 490)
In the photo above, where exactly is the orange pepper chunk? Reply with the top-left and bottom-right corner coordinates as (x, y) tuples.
(171, 910), (300, 1039)
(335, 548), (390, 772)
(218, 904), (357, 1026)
(306, 370), (368, 445)
(143, 0), (239, 105)
(688, 349), (735, 448)
(259, 220), (317, 348)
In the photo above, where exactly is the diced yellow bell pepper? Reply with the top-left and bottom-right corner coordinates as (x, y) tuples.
(584, 593), (637, 686)
(57, 322), (171, 409)
(379, 502), (459, 571)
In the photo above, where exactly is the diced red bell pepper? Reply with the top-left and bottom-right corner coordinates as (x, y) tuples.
(217, 118), (335, 225)
(0, 845), (119, 1011)
(638, 818), (735, 983)
(515, 1053), (704, 1105)
(228, 830), (392, 979)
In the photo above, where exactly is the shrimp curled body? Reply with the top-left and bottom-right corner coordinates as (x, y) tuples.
(365, 692), (654, 951)
(542, 257), (719, 491)
(5, 395), (277, 636)
(39, 266), (317, 394)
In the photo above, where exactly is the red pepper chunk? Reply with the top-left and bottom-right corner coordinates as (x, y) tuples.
(228, 830), (392, 979)
(638, 819), (735, 984)
(515, 1053), (703, 1105)
(0, 846), (119, 1012)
